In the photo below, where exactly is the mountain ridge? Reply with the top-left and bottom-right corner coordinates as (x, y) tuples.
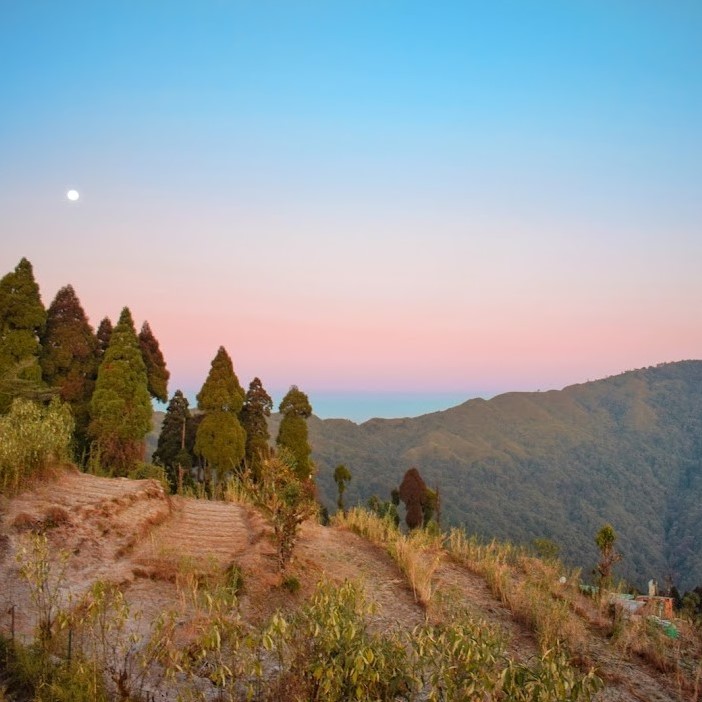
(305, 360), (702, 590)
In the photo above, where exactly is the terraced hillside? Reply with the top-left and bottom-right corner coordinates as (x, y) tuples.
(0, 469), (699, 701)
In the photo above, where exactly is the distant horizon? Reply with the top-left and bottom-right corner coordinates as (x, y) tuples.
(159, 357), (697, 424)
(3, 3), (700, 406)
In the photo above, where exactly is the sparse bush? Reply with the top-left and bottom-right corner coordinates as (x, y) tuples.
(245, 448), (317, 571)
(0, 634), (108, 702)
(0, 397), (73, 495)
(225, 563), (245, 596)
(16, 532), (70, 645)
(281, 575), (301, 594)
(127, 461), (169, 490)
(366, 494), (399, 526)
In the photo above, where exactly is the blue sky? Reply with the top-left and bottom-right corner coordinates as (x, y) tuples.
(1, 2), (701, 421)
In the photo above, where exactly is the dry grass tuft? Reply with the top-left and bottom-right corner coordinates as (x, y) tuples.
(335, 508), (442, 606)
(447, 528), (588, 655)
(43, 506), (70, 528)
(12, 512), (41, 531)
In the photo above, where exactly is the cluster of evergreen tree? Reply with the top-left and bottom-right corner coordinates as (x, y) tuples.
(0, 258), (169, 473)
(0, 257), (315, 493)
(154, 344), (315, 496)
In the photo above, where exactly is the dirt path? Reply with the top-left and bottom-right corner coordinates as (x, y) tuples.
(431, 559), (541, 663)
(0, 472), (691, 702)
(295, 522), (427, 633)
(428, 558), (683, 702)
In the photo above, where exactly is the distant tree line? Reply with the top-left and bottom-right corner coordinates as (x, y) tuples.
(0, 257), (315, 496)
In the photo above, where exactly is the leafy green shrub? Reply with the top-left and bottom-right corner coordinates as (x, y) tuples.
(410, 615), (504, 701)
(264, 579), (410, 701)
(127, 460), (169, 490)
(0, 398), (73, 495)
(0, 635), (108, 702)
(501, 646), (603, 701)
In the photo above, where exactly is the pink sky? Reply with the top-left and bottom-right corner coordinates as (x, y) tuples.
(2, 3), (700, 419)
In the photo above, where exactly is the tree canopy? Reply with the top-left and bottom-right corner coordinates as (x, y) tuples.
(138, 321), (169, 403)
(0, 258), (47, 412)
(96, 317), (113, 357)
(398, 467), (437, 530)
(195, 347), (246, 490)
(239, 376), (273, 479)
(153, 389), (196, 493)
(333, 464), (352, 514)
(197, 346), (244, 414)
(276, 386), (313, 482)
(89, 307), (152, 475)
(39, 284), (99, 460)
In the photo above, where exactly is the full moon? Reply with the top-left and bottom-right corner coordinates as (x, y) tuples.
(66, 189), (80, 201)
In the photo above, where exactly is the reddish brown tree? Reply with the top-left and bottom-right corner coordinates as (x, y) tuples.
(398, 467), (428, 530)
(96, 317), (113, 357)
(39, 284), (99, 460)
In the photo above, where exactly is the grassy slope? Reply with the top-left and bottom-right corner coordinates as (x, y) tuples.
(2, 471), (698, 701)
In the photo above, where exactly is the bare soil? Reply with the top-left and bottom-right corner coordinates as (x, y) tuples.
(0, 469), (693, 701)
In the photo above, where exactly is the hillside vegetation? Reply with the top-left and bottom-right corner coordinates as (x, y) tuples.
(304, 361), (702, 590)
(1, 470), (701, 701)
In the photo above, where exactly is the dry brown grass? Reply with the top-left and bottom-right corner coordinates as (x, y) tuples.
(446, 528), (588, 655)
(335, 508), (443, 606)
(43, 506), (70, 528)
(11, 512), (40, 531)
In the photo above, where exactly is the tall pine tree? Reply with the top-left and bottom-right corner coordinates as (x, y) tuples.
(39, 285), (99, 461)
(239, 377), (273, 479)
(138, 321), (169, 403)
(195, 346), (246, 493)
(0, 258), (47, 412)
(89, 307), (152, 476)
(96, 317), (113, 358)
(153, 389), (195, 493)
(276, 385), (313, 482)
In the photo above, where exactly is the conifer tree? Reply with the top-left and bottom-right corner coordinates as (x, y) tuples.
(89, 307), (152, 475)
(0, 258), (47, 412)
(333, 464), (352, 514)
(39, 285), (99, 460)
(239, 377), (273, 479)
(276, 385), (313, 482)
(138, 321), (169, 403)
(153, 389), (195, 493)
(96, 317), (113, 357)
(195, 346), (246, 493)
(398, 467), (431, 530)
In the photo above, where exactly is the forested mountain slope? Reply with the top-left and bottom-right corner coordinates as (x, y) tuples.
(305, 361), (702, 590)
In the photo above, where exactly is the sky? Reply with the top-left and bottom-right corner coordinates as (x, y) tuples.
(1, 1), (701, 422)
